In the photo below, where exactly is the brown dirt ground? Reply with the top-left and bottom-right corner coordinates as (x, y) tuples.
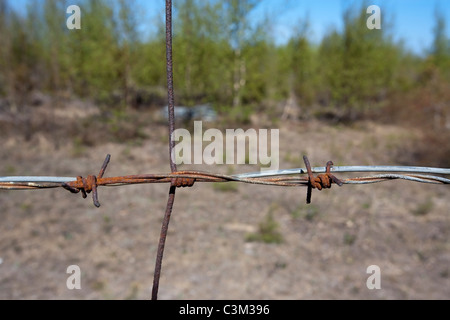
(0, 106), (449, 300)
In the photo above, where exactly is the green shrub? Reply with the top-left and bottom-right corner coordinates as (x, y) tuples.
(246, 211), (283, 244)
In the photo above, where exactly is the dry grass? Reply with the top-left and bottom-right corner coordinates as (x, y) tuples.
(0, 104), (449, 299)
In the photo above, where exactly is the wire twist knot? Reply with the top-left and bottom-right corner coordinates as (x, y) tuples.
(172, 177), (195, 188)
(303, 156), (343, 204)
(62, 154), (111, 207)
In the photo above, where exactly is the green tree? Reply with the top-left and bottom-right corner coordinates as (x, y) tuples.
(115, 0), (139, 109)
(0, 1), (12, 97)
(318, 3), (399, 116)
(65, 0), (119, 100)
(239, 14), (277, 107)
(6, 1), (45, 108)
(286, 18), (316, 105)
(223, 0), (261, 108)
(429, 9), (450, 79)
(43, 0), (69, 94)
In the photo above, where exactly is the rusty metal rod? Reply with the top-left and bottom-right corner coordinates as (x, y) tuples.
(152, 185), (176, 300)
(152, 0), (177, 301)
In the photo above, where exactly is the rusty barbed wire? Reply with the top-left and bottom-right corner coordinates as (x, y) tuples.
(3, 165), (449, 189)
(1, 153), (449, 204)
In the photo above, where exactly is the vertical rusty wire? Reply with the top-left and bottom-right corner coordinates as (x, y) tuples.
(151, 0), (177, 300)
(151, 185), (176, 300)
(165, 0), (177, 174)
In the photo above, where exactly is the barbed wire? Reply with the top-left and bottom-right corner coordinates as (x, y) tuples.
(2, 167), (449, 190)
(1, 153), (449, 200)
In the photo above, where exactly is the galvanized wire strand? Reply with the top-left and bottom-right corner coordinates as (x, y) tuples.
(342, 173), (450, 185)
(234, 165), (450, 178)
(0, 176), (77, 183)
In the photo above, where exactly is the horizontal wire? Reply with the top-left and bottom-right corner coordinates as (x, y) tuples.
(1, 166), (450, 190)
(0, 176), (77, 183)
(2, 164), (449, 185)
(342, 174), (450, 185)
(235, 165), (450, 178)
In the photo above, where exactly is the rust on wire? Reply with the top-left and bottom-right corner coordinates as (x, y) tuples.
(153, 0), (177, 301)
(3, 154), (450, 207)
(61, 154), (111, 207)
(303, 156), (343, 204)
(4, 159), (450, 195)
(53, 154), (342, 207)
(165, 0), (176, 174)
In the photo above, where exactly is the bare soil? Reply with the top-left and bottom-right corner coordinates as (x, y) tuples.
(0, 104), (449, 300)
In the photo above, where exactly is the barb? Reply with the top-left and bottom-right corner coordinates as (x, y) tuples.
(60, 154), (111, 208)
(303, 156), (343, 204)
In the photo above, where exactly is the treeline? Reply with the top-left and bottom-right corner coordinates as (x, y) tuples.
(0, 0), (449, 121)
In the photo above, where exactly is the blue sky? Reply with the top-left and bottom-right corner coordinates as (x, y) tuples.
(8, 0), (450, 55)
(131, 0), (450, 55)
(255, 0), (450, 49)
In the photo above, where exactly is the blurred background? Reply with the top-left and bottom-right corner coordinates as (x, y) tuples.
(0, 0), (449, 299)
